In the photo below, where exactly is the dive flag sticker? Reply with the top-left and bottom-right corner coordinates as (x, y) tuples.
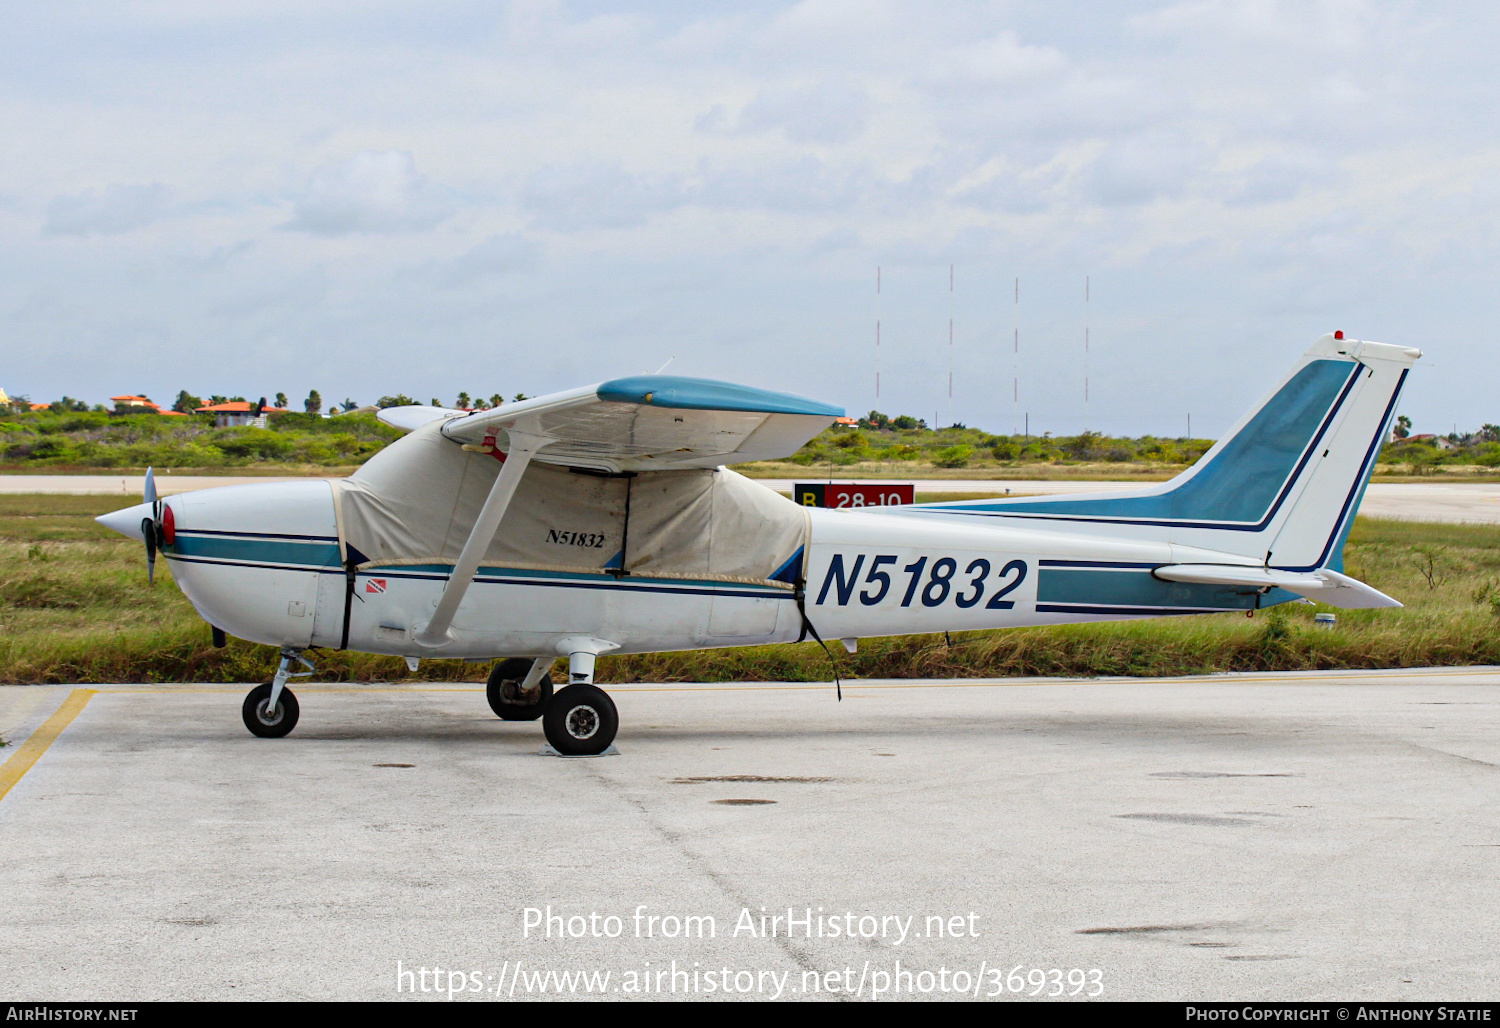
(365, 579), (387, 594)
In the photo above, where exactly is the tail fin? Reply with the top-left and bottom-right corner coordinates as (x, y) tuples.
(1258, 335), (1419, 571)
(915, 333), (1420, 570)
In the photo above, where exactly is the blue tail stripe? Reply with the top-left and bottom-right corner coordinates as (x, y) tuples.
(918, 359), (1360, 529)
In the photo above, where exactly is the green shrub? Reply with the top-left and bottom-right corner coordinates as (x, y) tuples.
(933, 444), (973, 468)
(210, 428), (295, 460)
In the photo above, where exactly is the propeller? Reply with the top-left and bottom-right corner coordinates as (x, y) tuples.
(140, 467), (163, 585)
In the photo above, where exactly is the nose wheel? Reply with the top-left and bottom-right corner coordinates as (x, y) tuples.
(241, 647), (314, 738)
(243, 682), (300, 737)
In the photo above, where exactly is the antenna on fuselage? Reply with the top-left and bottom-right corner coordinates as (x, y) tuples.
(653, 357), (675, 375)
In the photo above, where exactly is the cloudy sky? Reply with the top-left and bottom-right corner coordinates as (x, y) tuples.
(2, 1), (1496, 437)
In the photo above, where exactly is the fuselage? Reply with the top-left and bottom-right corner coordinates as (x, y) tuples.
(102, 476), (1274, 662)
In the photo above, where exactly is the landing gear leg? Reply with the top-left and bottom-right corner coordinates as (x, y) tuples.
(242, 648), (315, 738)
(542, 649), (618, 756)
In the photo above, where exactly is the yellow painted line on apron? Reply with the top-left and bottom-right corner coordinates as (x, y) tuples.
(0, 689), (94, 805)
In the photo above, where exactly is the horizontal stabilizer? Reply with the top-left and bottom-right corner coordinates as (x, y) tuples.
(1153, 564), (1401, 609)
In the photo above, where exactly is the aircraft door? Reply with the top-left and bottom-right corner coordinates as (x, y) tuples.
(707, 591), (780, 639)
(311, 567), (351, 648)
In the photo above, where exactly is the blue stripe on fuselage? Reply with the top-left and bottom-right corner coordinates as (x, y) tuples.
(170, 532), (342, 568)
(1036, 565), (1262, 612)
(166, 533), (791, 599)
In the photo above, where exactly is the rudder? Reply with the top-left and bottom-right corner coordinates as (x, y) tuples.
(1262, 335), (1419, 571)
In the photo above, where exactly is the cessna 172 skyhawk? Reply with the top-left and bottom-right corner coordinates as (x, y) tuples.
(99, 332), (1417, 755)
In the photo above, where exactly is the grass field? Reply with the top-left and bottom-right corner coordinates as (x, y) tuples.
(2, 493), (1497, 685)
(6, 463), (1499, 483)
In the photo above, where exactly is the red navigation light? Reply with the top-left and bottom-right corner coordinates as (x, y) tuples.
(162, 503), (176, 544)
(1334, 330), (1344, 339)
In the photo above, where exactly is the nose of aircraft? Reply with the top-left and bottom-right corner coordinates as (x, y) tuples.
(96, 501), (153, 543)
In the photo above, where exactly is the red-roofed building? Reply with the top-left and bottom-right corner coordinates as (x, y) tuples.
(194, 401), (290, 428)
(111, 394), (163, 412)
(1404, 434), (1458, 451)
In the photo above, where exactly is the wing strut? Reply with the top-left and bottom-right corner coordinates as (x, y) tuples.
(418, 431), (550, 646)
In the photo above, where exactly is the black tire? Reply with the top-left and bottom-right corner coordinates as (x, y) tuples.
(543, 683), (618, 756)
(486, 658), (555, 721)
(242, 682), (299, 738)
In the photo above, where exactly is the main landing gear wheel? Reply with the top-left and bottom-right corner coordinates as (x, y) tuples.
(242, 682), (300, 738)
(543, 683), (618, 756)
(486, 658), (555, 722)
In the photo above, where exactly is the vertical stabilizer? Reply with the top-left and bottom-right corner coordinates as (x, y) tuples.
(1261, 336), (1419, 571)
(906, 334), (1420, 573)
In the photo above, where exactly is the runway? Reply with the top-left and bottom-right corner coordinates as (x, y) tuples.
(3, 670), (1499, 1001)
(6, 473), (1500, 523)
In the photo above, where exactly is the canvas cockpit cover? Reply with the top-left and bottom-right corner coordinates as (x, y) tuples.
(334, 421), (808, 586)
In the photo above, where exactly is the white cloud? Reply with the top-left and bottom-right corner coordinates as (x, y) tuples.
(1224, 150), (1339, 206)
(1130, 0), (1375, 52)
(697, 156), (866, 214)
(1075, 135), (1212, 207)
(735, 80), (874, 145)
(286, 151), (453, 235)
(429, 234), (543, 286)
(931, 31), (1067, 85)
(43, 183), (170, 236)
(519, 162), (687, 232)
(952, 163), (1064, 215)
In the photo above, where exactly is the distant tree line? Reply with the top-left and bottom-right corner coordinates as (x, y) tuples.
(794, 415), (1214, 469)
(6, 386), (540, 418)
(0, 406), (403, 467)
(6, 390), (1496, 475)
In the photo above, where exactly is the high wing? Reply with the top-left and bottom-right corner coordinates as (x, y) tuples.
(375, 375), (842, 645)
(377, 375), (843, 473)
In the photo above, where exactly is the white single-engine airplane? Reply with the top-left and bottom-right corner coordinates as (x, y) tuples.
(99, 332), (1417, 755)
